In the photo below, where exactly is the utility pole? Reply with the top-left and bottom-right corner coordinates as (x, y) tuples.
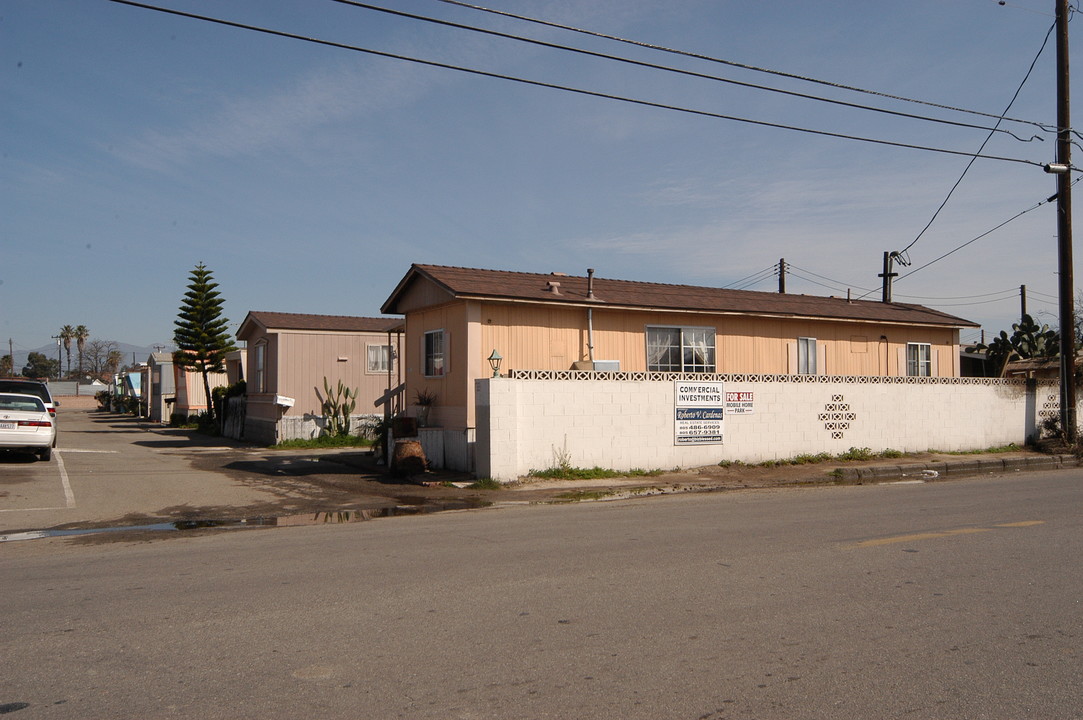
(1020, 284), (1027, 321)
(1055, 0), (1077, 443)
(879, 251), (898, 303)
(51, 335), (62, 381)
(778, 258), (786, 294)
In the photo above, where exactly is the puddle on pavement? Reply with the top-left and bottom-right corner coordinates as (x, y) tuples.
(0, 498), (490, 543)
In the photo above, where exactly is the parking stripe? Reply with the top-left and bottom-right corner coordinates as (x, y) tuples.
(55, 450), (76, 508)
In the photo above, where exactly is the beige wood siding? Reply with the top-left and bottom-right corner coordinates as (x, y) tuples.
(476, 304), (958, 377)
(405, 303), (470, 430)
(275, 330), (397, 417)
(400, 294), (965, 433)
(173, 366), (226, 414)
(392, 280), (456, 315)
(239, 321), (400, 424)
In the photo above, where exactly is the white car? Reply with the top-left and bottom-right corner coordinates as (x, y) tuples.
(0, 379), (58, 417)
(0, 393), (57, 461)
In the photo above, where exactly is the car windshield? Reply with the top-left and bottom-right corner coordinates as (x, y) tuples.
(0, 394), (47, 412)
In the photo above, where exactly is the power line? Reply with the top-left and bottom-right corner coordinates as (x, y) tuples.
(917, 295), (1028, 307)
(730, 277), (776, 291)
(723, 264), (777, 290)
(894, 288), (1030, 300)
(897, 178), (1083, 282)
(981, 0), (1055, 17)
(330, 0), (1047, 144)
(848, 188), (1060, 302)
(104, 0), (1047, 168)
(899, 201), (1050, 280)
(785, 262), (875, 294)
(785, 262), (1043, 308)
(896, 17), (1056, 258)
(785, 270), (857, 295)
(434, 0), (1057, 135)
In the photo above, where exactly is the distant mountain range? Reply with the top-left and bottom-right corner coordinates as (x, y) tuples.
(9, 342), (173, 376)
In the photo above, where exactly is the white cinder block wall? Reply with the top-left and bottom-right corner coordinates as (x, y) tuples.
(475, 376), (1058, 482)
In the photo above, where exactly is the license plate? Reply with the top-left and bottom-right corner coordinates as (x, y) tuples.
(0, 422), (16, 430)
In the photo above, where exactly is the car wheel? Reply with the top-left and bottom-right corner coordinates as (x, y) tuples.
(38, 447), (51, 462)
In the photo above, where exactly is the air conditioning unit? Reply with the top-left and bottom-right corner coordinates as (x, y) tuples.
(570, 360), (620, 371)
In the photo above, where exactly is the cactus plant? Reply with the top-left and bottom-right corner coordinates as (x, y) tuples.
(321, 377), (358, 437)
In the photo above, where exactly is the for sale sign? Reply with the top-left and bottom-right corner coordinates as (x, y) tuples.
(725, 391), (754, 414)
(674, 380), (724, 445)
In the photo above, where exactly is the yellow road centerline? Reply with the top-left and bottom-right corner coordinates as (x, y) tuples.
(851, 521), (1044, 548)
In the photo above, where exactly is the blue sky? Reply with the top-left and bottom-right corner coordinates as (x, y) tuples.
(1, 0), (1075, 357)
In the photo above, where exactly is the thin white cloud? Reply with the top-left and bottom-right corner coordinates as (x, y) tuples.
(108, 59), (437, 171)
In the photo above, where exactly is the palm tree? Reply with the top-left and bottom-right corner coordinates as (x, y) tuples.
(74, 325), (89, 377)
(59, 325), (75, 378)
(105, 349), (124, 378)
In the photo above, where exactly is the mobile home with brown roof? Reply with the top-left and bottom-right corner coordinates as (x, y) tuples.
(236, 311), (403, 444)
(381, 264), (979, 469)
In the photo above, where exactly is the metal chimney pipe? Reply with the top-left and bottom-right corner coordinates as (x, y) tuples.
(586, 269), (596, 364)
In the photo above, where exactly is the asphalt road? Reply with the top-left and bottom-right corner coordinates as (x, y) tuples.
(0, 409), (484, 537)
(1, 463), (1080, 718)
(0, 409), (283, 534)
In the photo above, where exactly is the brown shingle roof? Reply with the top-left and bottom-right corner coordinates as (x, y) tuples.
(240, 311), (403, 335)
(383, 264), (977, 328)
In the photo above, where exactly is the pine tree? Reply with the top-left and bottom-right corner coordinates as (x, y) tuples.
(173, 263), (235, 422)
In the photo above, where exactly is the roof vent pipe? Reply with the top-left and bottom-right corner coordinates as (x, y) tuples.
(586, 269), (596, 363)
(546, 281), (562, 295)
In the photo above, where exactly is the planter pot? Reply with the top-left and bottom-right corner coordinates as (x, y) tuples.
(416, 405), (431, 427)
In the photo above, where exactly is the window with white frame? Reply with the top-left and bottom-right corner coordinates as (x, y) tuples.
(254, 342), (267, 393)
(906, 342), (932, 377)
(646, 326), (716, 373)
(366, 344), (393, 374)
(797, 337), (817, 374)
(424, 330), (445, 377)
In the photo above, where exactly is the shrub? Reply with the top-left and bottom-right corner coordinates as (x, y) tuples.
(837, 447), (874, 461)
(793, 452), (833, 465)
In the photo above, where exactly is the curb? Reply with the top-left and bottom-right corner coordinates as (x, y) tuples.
(831, 454), (1076, 482)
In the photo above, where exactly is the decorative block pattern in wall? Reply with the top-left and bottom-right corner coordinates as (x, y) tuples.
(1040, 391), (1060, 421)
(476, 375), (1056, 481)
(818, 393), (856, 440)
(509, 370), (1028, 387)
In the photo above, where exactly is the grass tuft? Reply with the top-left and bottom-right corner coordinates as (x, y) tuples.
(930, 443), (1021, 455)
(469, 477), (503, 490)
(272, 435), (374, 450)
(528, 466), (663, 481)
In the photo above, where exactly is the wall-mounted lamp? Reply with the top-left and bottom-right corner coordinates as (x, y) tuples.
(488, 349), (503, 378)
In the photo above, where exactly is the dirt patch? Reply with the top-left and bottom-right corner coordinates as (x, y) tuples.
(498, 449), (1059, 501)
(45, 444), (1066, 546)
